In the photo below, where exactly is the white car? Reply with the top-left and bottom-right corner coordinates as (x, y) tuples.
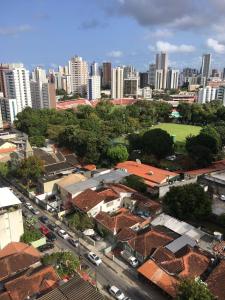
(220, 195), (225, 201)
(87, 252), (102, 266)
(57, 229), (69, 239)
(108, 285), (125, 300)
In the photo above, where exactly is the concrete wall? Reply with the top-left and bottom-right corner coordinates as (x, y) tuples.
(158, 177), (198, 198)
(0, 208), (24, 249)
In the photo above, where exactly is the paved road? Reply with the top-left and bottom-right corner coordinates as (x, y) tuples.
(0, 178), (167, 300)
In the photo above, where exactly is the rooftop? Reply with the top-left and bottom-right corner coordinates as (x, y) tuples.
(116, 161), (178, 187)
(0, 187), (21, 208)
(185, 159), (225, 176)
(38, 272), (104, 300)
(57, 173), (86, 188)
(206, 260), (225, 300)
(71, 189), (104, 212)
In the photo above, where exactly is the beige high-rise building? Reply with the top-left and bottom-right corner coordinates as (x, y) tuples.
(155, 52), (168, 89)
(69, 56), (88, 96)
(155, 69), (164, 90)
(111, 67), (124, 99)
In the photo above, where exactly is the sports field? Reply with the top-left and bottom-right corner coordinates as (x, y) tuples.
(152, 123), (201, 142)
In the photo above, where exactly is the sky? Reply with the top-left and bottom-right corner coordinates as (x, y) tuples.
(1, 0), (225, 71)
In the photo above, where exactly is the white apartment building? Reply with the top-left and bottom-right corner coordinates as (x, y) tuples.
(138, 87), (152, 100)
(149, 64), (156, 86)
(0, 187), (24, 249)
(4, 64), (32, 112)
(87, 75), (101, 100)
(217, 86), (225, 105)
(167, 69), (180, 90)
(155, 69), (164, 90)
(111, 67), (124, 99)
(69, 56), (88, 96)
(156, 52), (168, 89)
(0, 97), (18, 124)
(198, 86), (217, 104)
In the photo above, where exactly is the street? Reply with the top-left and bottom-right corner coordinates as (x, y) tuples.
(0, 178), (167, 300)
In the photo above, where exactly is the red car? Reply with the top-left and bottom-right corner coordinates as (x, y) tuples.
(40, 225), (49, 236)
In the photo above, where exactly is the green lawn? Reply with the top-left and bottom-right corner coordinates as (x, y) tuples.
(152, 123), (201, 142)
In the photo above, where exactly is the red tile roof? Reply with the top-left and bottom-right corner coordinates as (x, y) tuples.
(138, 246), (210, 297)
(0, 242), (41, 281)
(71, 189), (104, 212)
(128, 229), (173, 257)
(3, 266), (59, 300)
(116, 161), (178, 187)
(95, 210), (144, 234)
(206, 260), (225, 300)
(185, 159), (225, 176)
(97, 188), (119, 202)
(83, 164), (96, 171)
(56, 99), (92, 110)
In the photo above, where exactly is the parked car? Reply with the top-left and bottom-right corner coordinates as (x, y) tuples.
(68, 238), (79, 247)
(38, 215), (49, 224)
(46, 231), (57, 241)
(40, 225), (50, 236)
(38, 243), (54, 252)
(108, 285), (125, 300)
(30, 207), (40, 215)
(166, 155), (176, 161)
(87, 252), (102, 266)
(91, 234), (102, 241)
(47, 223), (57, 231)
(19, 196), (25, 203)
(25, 202), (32, 210)
(220, 195), (225, 201)
(120, 250), (139, 268)
(57, 229), (69, 239)
(47, 207), (56, 213)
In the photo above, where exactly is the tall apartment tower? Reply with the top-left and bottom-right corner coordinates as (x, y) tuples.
(149, 64), (156, 87)
(0, 64), (9, 97)
(123, 66), (139, 98)
(90, 62), (99, 76)
(155, 52), (168, 89)
(201, 54), (211, 86)
(4, 64), (32, 112)
(88, 75), (101, 100)
(155, 70), (164, 90)
(167, 69), (180, 90)
(69, 56), (88, 96)
(102, 62), (112, 89)
(30, 67), (56, 109)
(111, 67), (124, 99)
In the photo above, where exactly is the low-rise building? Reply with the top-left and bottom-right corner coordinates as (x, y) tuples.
(0, 188), (24, 249)
(206, 260), (225, 300)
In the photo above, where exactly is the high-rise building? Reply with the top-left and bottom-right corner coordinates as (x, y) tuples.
(30, 67), (56, 109)
(149, 64), (156, 87)
(198, 86), (217, 104)
(111, 67), (124, 99)
(0, 187), (24, 249)
(69, 56), (88, 96)
(139, 72), (149, 88)
(0, 97), (18, 124)
(201, 54), (211, 86)
(155, 69), (164, 90)
(102, 62), (111, 89)
(123, 67), (139, 98)
(0, 64), (9, 97)
(87, 75), (101, 100)
(167, 69), (179, 90)
(4, 64), (32, 112)
(155, 52), (168, 89)
(223, 68), (225, 80)
(90, 62), (99, 76)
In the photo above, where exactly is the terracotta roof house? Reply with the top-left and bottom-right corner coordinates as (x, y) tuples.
(138, 246), (210, 298)
(116, 161), (179, 195)
(206, 260), (225, 300)
(71, 184), (134, 217)
(95, 209), (145, 237)
(1, 266), (59, 300)
(0, 242), (41, 281)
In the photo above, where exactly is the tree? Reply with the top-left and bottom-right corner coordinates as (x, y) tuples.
(29, 136), (45, 147)
(176, 278), (216, 300)
(0, 162), (9, 177)
(17, 156), (44, 186)
(20, 224), (42, 243)
(107, 145), (129, 164)
(163, 183), (212, 220)
(177, 103), (192, 123)
(68, 213), (94, 231)
(143, 129), (174, 159)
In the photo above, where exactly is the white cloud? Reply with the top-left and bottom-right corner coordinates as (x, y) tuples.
(0, 25), (32, 36)
(107, 50), (123, 58)
(207, 38), (225, 54)
(154, 41), (196, 53)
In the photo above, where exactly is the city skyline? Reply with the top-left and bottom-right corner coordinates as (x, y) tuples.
(1, 0), (225, 71)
